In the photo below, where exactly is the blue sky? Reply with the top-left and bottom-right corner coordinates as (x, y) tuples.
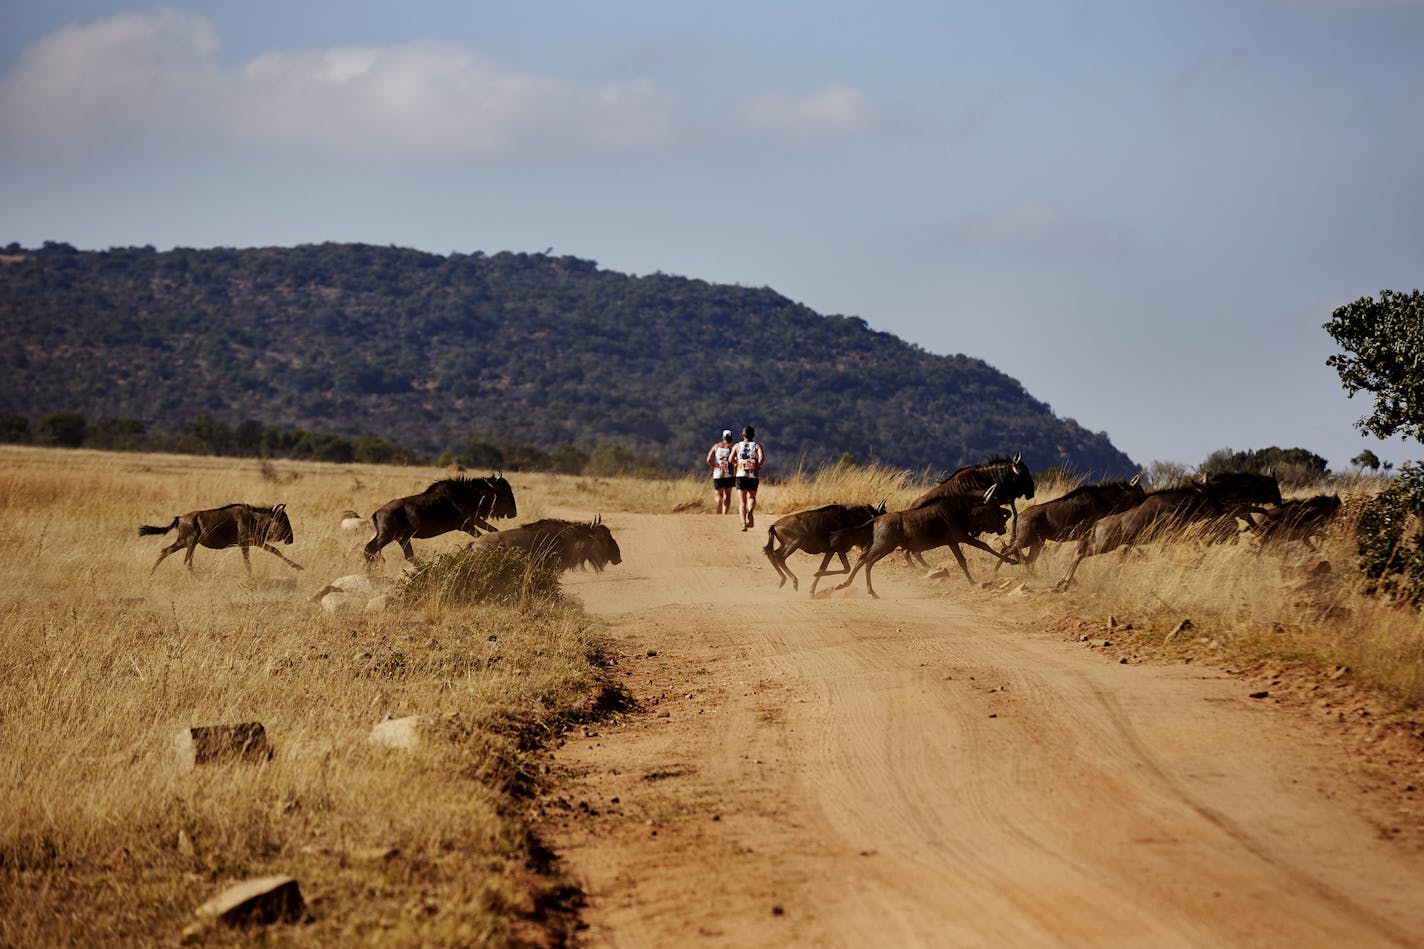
(2, 1), (1421, 472)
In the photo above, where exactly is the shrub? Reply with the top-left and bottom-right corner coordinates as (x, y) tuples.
(399, 545), (562, 608)
(1355, 462), (1424, 604)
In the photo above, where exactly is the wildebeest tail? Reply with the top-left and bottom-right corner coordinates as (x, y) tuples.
(763, 526), (779, 555)
(138, 517), (179, 537)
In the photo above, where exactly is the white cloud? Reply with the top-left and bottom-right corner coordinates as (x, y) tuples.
(0, 9), (892, 163)
(730, 85), (887, 137)
(0, 8), (681, 161)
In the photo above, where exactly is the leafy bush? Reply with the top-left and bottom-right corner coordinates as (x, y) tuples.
(398, 545), (562, 608)
(1355, 462), (1424, 604)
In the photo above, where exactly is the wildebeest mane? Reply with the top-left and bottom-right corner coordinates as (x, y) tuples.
(1053, 479), (1135, 503)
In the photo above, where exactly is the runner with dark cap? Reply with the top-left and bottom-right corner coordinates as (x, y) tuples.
(730, 426), (765, 531)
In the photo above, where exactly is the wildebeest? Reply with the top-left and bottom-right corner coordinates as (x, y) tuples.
(834, 489), (1014, 598)
(998, 477), (1146, 573)
(1251, 494), (1342, 550)
(364, 476), (516, 569)
(910, 455), (1034, 563)
(911, 454), (1036, 510)
(471, 516), (621, 573)
(762, 500), (886, 595)
(1055, 470), (1285, 589)
(1199, 471), (1283, 540)
(139, 503), (302, 575)
(1055, 483), (1227, 589)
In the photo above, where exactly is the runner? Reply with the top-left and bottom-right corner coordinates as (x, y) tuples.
(705, 429), (736, 515)
(731, 425), (765, 531)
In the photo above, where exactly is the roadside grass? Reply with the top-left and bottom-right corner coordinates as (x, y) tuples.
(3, 446), (1419, 944)
(730, 459), (1422, 711)
(0, 446), (610, 946)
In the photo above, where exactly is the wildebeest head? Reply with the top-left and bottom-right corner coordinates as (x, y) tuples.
(969, 501), (1013, 536)
(263, 503), (295, 545)
(1001, 453), (1036, 501)
(585, 515), (622, 569)
(488, 474), (518, 519)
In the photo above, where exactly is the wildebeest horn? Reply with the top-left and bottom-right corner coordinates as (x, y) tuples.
(877, 497), (887, 513)
(273, 502), (285, 513)
(1129, 472), (1142, 486)
(1012, 452), (1022, 464)
(983, 484), (998, 503)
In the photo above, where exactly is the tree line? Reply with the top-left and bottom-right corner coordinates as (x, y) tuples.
(0, 410), (665, 476)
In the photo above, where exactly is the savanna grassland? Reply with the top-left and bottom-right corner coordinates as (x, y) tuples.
(2, 446), (1422, 946)
(0, 446), (635, 946)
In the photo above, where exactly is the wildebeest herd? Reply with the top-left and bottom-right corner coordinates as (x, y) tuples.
(137, 459), (1344, 601)
(138, 475), (622, 589)
(763, 457), (1344, 598)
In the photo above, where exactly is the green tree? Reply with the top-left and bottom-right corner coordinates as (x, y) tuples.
(88, 417), (146, 451)
(185, 413), (233, 454)
(1324, 289), (1424, 441)
(1352, 449), (1382, 471)
(34, 411), (86, 447)
(0, 414), (30, 443)
(548, 445), (588, 475)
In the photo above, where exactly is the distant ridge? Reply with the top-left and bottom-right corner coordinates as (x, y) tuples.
(0, 242), (1136, 476)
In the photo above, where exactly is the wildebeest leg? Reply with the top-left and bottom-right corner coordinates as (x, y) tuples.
(1056, 537), (1096, 591)
(240, 545), (253, 573)
(150, 541), (189, 575)
(809, 551), (852, 596)
(837, 547), (888, 598)
(458, 509), (499, 536)
(763, 532), (798, 590)
(398, 537), (418, 563)
(255, 543), (304, 570)
(946, 542), (976, 585)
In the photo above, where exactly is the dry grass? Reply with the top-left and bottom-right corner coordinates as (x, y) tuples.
(999, 484), (1424, 710)
(3, 449), (1421, 944)
(0, 446), (613, 946)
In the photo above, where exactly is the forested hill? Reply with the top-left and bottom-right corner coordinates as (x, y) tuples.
(0, 241), (1137, 476)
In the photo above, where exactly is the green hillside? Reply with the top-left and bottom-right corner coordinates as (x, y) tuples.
(0, 241), (1136, 477)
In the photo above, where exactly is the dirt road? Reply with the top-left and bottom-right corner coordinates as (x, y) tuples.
(546, 511), (1424, 947)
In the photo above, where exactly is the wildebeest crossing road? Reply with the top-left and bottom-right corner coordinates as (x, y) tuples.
(544, 509), (1424, 947)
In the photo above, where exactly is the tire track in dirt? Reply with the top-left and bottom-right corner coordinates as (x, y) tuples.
(548, 511), (1424, 947)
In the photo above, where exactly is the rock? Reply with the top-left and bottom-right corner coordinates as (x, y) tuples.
(1163, 618), (1193, 644)
(340, 511), (367, 531)
(365, 594), (392, 613)
(370, 716), (429, 749)
(175, 723), (271, 774)
(925, 568), (951, 580)
(195, 875), (305, 927)
(320, 591), (369, 614)
(350, 845), (399, 863)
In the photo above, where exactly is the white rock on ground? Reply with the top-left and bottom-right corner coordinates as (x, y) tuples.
(195, 875), (304, 927)
(320, 591), (370, 613)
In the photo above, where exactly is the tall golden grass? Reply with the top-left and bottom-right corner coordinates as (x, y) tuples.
(753, 461), (1422, 708)
(0, 446), (609, 945)
(2, 448), (1420, 944)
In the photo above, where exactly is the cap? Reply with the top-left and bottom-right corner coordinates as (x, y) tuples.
(722, 429), (733, 438)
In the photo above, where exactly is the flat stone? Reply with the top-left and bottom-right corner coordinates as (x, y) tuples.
(175, 723), (271, 774)
(195, 875), (304, 927)
(369, 715), (433, 749)
(320, 591), (369, 613)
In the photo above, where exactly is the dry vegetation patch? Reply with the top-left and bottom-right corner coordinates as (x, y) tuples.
(0, 447), (615, 946)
